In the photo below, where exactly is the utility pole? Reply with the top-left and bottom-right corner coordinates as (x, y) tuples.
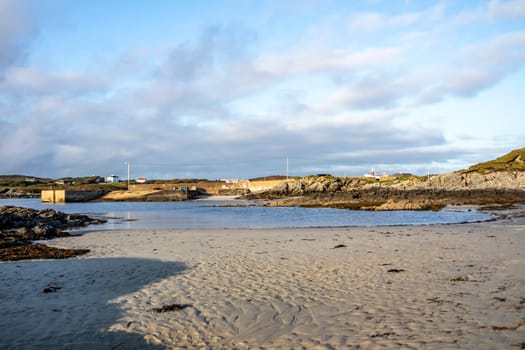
(125, 161), (130, 190)
(286, 156), (289, 180)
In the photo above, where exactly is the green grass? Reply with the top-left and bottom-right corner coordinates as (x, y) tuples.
(463, 147), (525, 173)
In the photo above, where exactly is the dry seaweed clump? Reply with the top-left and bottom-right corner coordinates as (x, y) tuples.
(152, 304), (192, 313)
(1, 243), (89, 261)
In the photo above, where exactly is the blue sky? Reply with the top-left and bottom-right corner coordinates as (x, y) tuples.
(1, 0), (524, 179)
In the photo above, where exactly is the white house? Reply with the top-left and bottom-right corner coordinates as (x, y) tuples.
(105, 175), (120, 183)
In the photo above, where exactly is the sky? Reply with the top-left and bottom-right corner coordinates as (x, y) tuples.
(0, 0), (524, 180)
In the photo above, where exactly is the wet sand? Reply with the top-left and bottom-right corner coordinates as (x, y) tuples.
(1, 217), (524, 349)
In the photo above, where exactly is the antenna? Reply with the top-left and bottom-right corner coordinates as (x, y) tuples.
(286, 156), (289, 180)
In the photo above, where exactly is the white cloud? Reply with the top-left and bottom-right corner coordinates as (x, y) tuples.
(348, 1), (447, 33)
(0, 1), (523, 178)
(348, 12), (385, 32)
(257, 46), (404, 77)
(324, 27), (525, 111)
(4, 67), (107, 95)
(0, 0), (37, 75)
(447, 30), (525, 96)
(489, 0), (525, 19)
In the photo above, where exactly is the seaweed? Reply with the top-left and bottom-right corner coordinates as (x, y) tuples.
(152, 304), (192, 313)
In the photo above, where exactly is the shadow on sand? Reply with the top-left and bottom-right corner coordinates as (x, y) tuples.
(0, 257), (187, 349)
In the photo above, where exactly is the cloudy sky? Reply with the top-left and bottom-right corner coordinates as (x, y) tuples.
(1, 0), (524, 180)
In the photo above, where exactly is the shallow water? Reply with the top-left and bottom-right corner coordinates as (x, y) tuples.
(0, 198), (493, 230)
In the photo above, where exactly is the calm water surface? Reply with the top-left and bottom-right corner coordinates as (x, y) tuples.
(0, 198), (493, 230)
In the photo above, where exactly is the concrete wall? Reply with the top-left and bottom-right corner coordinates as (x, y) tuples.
(232, 180), (284, 193)
(41, 190), (66, 203)
(41, 190), (105, 203)
(139, 190), (196, 201)
(130, 183), (195, 190)
(65, 190), (106, 202)
(130, 180), (285, 195)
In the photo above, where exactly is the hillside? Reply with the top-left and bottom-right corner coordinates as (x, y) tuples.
(463, 147), (525, 173)
(0, 175), (53, 186)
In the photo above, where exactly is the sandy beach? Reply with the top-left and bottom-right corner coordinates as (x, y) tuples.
(1, 216), (524, 349)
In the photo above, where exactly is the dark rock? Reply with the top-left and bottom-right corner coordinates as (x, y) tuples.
(0, 189), (40, 199)
(0, 206), (105, 261)
(332, 244), (347, 249)
(387, 269), (406, 273)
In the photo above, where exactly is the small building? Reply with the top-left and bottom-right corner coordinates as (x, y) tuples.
(136, 177), (147, 183)
(105, 175), (120, 183)
(364, 168), (388, 180)
(55, 179), (74, 185)
(364, 168), (376, 178)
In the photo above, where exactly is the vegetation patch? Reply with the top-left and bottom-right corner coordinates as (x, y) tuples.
(463, 148), (525, 173)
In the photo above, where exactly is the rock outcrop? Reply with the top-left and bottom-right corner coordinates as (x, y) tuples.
(0, 189), (39, 198)
(0, 206), (106, 261)
(425, 171), (525, 190)
(243, 171), (525, 210)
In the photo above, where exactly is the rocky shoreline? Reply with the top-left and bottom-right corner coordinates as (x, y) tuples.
(0, 206), (106, 261)
(241, 172), (525, 210)
(0, 189), (40, 199)
(244, 187), (525, 210)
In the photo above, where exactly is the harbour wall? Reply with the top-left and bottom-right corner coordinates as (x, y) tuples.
(129, 180), (284, 195)
(41, 190), (106, 203)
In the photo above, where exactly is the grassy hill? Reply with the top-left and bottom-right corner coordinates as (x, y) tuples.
(463, 147), (525, 173)
(0, 175), (53, 187)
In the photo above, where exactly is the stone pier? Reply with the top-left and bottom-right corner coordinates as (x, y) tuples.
(41, 190), (106, 203)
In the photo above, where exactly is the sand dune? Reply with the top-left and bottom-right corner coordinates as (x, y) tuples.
(1, 218), (524, 349)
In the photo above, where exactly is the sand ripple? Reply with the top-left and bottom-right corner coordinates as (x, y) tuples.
(1, 222), (524, 349)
